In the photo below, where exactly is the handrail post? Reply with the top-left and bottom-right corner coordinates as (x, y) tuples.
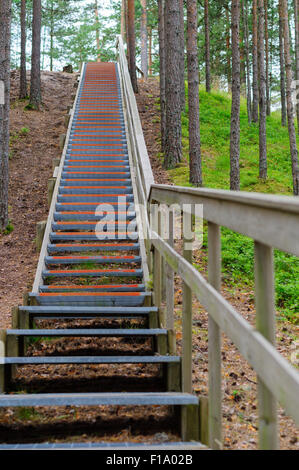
(152, 204), (162, 310)
(182, 209), (193, 393)
(208, 222), (222, 450)
(166, 209), (174, 329)
(254, 241), (278, 450)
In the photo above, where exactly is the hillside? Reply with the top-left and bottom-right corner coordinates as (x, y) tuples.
(136, 78), (299, 325)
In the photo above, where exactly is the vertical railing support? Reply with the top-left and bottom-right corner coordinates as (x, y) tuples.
(208, 222), (222, 450)
(254, 241), (278, 450)
(166, 208), (174, 329)
(182, 209), (193, 393)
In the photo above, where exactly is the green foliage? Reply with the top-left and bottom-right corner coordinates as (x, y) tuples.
(1, 221), (14, 235)
(165, 86), (299, 324)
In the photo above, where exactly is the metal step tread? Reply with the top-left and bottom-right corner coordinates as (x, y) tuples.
(0, 392), (198, 408)
(0, 442), (206, 450)
(2, 355), (180, 365)
(7, 328), (167, 337)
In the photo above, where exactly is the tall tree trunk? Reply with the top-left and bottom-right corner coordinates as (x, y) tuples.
(281, 0), (299, 195)
(252, 0), (259, 122)
(50, 1), (54, 71)
(242, 0), (251, 123)
(258, 0), (267, 179)
(179, 0), (185, 110)
(29, 0), (42, 109)
(121, 0), (126, 41)
(164, 0), (182, 168)
(148, 26), (153, 75)
(140, 0), (148, 78)
(95, 0), (101, 62)
(204, 0), (211, 92)
(187, 0), (202, 186)
(225, 6), (231, 91)
(124, 0), (130, 64)
(19, 0), (27, 99)
(294, 0), (299, 133)
(230, 0), (241, 191)
(265, 0), (271, 115)
(279, 0), (287, 126)
(158, 0), (166, 152)
(0, 0), (11, 230)
(127, 0), (138, 93)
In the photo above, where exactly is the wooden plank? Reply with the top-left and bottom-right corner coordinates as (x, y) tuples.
(182, 210), (193, 394)
(150, 230), (299, 426)
(254, 242), (278, 450)
(150, 185), (299, 256)
(208, 222), (222, 450)
(165, 209), (175, 329)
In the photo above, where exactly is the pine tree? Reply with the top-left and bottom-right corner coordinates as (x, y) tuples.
(252, 0), (259, 122)
(204, 0), (211, 93)
(281, 0), (299, 195)
(158, 0), (166, 152)
(187, 0), (202, 186)
(164, 0), (182, 168)
(19, 0), (27, 99)
(258, 0), (267, 180)
(230, 0), (241, 191)
(29, 0), (42, 109)
(0, 0), (12, 230)
(127, 0), (138, 92)
(140, 0), (148, 78)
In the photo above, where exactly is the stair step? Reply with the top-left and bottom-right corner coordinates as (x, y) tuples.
(39, 283), (145, 293)
(19, 306), (158, 320)
(59, 186), (133, 195)
(53, 212), (136, 222)
(2, 356), (180, 365)
(7, 328), (167, 337)
(0, 392), (197, 408)
(45, 255), (141, 265)
(43, 269), (143, 279)
(47, 242), (140, 253)
(0, 442), (206, 450)
(32, 292), (150, 306)
(56, 202), (134, 212)
(57, 194), (134, 203)
(50, 232), (138, 241)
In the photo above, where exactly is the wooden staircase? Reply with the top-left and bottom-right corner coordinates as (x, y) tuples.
(0, 62), (202, 449)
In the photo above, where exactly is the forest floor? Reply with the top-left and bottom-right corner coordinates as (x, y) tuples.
(136, 77), (299, 450)
(0, 73), (297, 449)
(0, 70), (77, 328)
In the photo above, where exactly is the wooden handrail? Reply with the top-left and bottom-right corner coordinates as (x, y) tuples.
(148, 185), (299, 450)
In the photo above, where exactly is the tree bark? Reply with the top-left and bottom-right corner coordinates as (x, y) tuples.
(179, 0), (185, 110)
(50, 0), (54, 71)
(294, 0), (299, 133)
(140, 0), (148, 78)
(0, 0), (11, 230)
(164, 0), (182, 168)
(121, 0), (126, 41)
(204, 0), (211, 93)
(158, 0), (166, 152)
(127, 0), (138, 93)
(19, 0), (27, 99)
(230, 0), (241, 191)
(252, 0), (259, 122)
(187, 0), (202, 186)
(242, 0), (251, 124)
(29, 0), (42, 109)
(281, 0), (299, 195)
(258, 0), (267, 180)
(148, 26), (152, 75)
(265, 0), (271, 115)
(225, 5), (231, 91)
(279, 0), (287, 126)
(95, 0), (101, 62)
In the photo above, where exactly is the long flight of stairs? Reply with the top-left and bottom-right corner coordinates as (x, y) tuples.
(0, 63), (202, 449)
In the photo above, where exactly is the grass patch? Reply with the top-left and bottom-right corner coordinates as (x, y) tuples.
(156, 85), (299, 323)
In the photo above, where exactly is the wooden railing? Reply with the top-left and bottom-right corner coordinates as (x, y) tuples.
(148, 185), (299, 450)
(116, 35), (299, 449)
(117, 36), (154, 284)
